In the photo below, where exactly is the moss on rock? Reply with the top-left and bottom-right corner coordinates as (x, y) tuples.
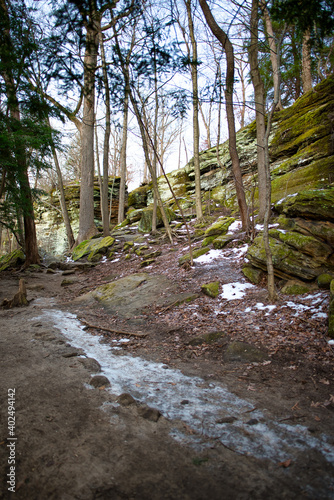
(0, 248), (25, 272)
(280, 280), (315, 295)
(201, 281), (220, 298)
(179, 246), (211, 266)
(242, 265), (263, 284)
(72, 236), (115, 262)
(204, 217), (235, 237)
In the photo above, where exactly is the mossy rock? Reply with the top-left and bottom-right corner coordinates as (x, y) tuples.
(123, 241), (134, 252)
(112, 219), (130, 230)
(144, 250), (162, 259)
(317, 273), (334, 289)
(277, 216), (334, 247)
(242, 265), (263, 285)
(212, 234), (234, 249)
(204, 217), (235, 237)
(247, 235), (326, 281)
(0, 248), (25, 272)
(138, 206), (176, 233)
(201, 281), (220, 298)
(280, 280), (316, 295)
(188, 331), (227, 346)
(140, 259), (156, 268)
(269, 228), (332, 264)
(134, 245), (149, 256)
(72, 236), (115, 262)
(224, 341), (268, 363)
(128, 185), (149, 209)
(127, 208), (144, 223)
(202, 235), (217, 247)
(275, 188), (334, 222)
(179, 246), (211, 266)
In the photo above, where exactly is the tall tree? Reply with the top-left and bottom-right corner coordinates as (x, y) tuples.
(199, 0), (250, 232)
(0, 0), (48, 265)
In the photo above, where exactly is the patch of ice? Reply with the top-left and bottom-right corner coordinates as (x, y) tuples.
(329, 340), (334, 345)
(220, 282), (256, 301)
(31, 308), (334, 465)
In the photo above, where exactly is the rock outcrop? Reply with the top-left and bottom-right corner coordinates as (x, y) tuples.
(245, 189), (334, 286)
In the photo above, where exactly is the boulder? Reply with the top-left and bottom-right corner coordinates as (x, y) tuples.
(73, 273), (199, 318)
(280, 280), (316, 295)
(242, 265), (263, 285)
(72, 236), (115, 262)
(138, 206), (176, 233)
(247, 235), (326, 281)
(275, 188), (334, 221)
(204, 217), (235, 237)
(179, 246), (211, 266)
(0, 248), (25, 272)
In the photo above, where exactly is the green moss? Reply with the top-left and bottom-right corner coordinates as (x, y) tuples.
(212, 234), (234, 249)
(202, 235), (217, 247)
(0, 248), (25, 272)
(204, 217), (235, 237)
(269, 228), (332, 263)
(72, 236), (115, 262)
(188, 331), (226, 346)
(201, 281), (220, 298)
(242, 265), (263, 284)
(317, 273), (334, 289)
(281, 280), (315, 295)
(275, 188), (334, 220)
(140, 259), (156, 268)
(128, 185), (149, 208)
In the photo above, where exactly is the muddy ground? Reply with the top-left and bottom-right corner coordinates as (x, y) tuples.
(1, 235), (334, 499)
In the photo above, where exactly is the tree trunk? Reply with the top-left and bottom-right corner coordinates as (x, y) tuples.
(0, 0), (39, 265)
(98, 27), (111, 236)
(249, 0), (267, 222)
(260, 0), (283, 110)
(77, 17), (100, 244)
(302, 29), (313, 93)
(49, 117), (75, 249)
(199, 0), (250, 232)
(118, 89), (129, 224)
(185, 0), (203, 220)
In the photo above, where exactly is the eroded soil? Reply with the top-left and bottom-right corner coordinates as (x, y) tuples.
(1, 234), (334, 499)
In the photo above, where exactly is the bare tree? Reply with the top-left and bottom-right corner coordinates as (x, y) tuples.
(199, 0), (250, 232)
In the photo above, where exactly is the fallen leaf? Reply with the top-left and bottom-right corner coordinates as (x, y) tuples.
(319, 379), (330, 385)
(314, 416), (321, 421)
(278, 459), (292, 468)
(247, 384), (256, 391)
(291, 402), (300, 411)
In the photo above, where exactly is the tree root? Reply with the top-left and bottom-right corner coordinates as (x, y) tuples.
(2, 279), (29, 309)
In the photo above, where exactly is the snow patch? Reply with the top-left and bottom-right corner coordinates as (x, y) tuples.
(220, 282), (256, 301)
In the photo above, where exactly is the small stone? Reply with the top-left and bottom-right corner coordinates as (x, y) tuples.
(46, 268), (56, 274)
(89, 375), (110, 388)
(61, 279), (76, 287)
(138, 406), (161, 422)
(117, 393), (136, 406)
(180, 400), (189, 405)
(246, 418), (259, 426)
(62, 270), (76, 276)
(79, 357), (101, 373)
(216, 416), (237, 424)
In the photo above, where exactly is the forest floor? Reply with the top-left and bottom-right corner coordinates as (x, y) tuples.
(1, 226), (334, 499)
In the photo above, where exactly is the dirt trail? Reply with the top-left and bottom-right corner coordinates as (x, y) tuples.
(0, 264), (334, 499)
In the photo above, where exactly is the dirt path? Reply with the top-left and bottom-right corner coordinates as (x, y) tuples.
(1, 261), (334, 499)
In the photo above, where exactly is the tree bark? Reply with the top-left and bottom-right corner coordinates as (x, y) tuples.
(76, 12), (100, 244)
(118, 88), (129, 224)
(260, 0), (283, 110)
(49, 117), (75, 249)
(302, 29), (313, 93)
(0, 0), (40, 266)
(185, 0), (203, 220)
(98, 27), (111, 236)
(199, 0), (250, 232)
(249, 0), (267, 222)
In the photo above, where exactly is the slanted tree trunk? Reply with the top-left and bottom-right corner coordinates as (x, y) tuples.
(249, 0), (266, 222)
(199, 0), (250, 232)
(184, 0), (203, 220)
(302, 29), (313, 93)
